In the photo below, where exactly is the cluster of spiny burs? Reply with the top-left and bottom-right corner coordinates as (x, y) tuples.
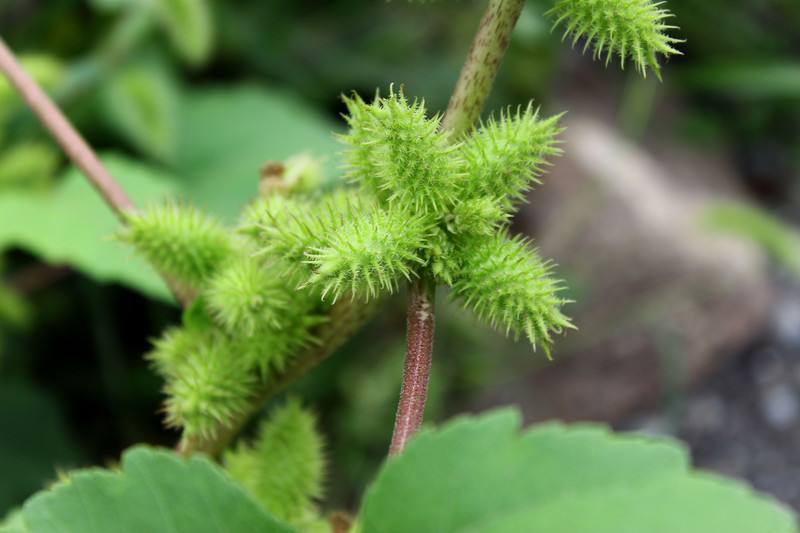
(123, 88), (573, 439)
(118, 0), (681, 522)
(119, 88), (573, 526)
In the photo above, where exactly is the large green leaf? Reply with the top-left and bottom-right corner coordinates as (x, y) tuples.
(174, 86), (340, 221)
(19, 447), (294, 533)
(0, 155), (177, 302)
(359, 409), (798, 533)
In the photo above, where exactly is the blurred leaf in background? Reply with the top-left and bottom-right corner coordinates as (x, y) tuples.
(704, 201), (800, 275)
(153, 0), (214, 66)
(681, 62), (800, 100)
(102, 61), (180, 163)
(173, 85), (340, 220)
(0, 156), (177, 301)
(0, 143), (59, 192)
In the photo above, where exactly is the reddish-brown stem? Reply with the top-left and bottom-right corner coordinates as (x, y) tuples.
(388, 0), (525, 456)
(0, 36), (190, 306)
(389, 278), (436, 455)
(0, 37), (134, 219)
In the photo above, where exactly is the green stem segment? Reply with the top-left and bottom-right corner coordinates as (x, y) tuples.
(388, 0), (525, 455)
(441, 0), (526, 139)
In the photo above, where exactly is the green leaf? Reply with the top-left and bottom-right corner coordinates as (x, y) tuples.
(359, 409), (797, 533)
(703, 201), (800, 275)
(680, 62), (800, 99)
(464, 475), (799, 533)
(0, 55), (63, 123)
(153, 0), (214, 66)
(20, 446), (295, 533)
(0, 154), (177, 302)
(0, 285), (30, 328)
(174, 86), (340, 221)
(0, 142), (60, 191)
(0, 85), (338, 300)
(103, 64), (179, 162)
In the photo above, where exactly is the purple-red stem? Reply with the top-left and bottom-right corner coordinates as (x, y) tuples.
(0, 37), (134, 219)
(389, 278), (435, 456)
(0, 36), (189, 306)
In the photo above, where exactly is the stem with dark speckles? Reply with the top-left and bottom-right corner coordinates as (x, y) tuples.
(390, 278), (436, 455)
(441, 0), (525, 140)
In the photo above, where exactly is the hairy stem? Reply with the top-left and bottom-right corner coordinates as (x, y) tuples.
(389, 278), (435, 455)
(0, 36), (190, 306)
(441, 0), (525, 139)
(388, 0), (525, 455)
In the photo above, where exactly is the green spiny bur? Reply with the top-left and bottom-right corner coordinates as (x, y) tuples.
(163, 330), (257, 439)
(303, 205), (433, 302)
(460, 104), (562, 214)
(252, 191), (375, 275)
(547, 0), (682, 79)
(205, 256), (290, 336)
(451, 234), (574, 358)
(241, 88), (574, 354)
(337, 88), (571, 354)
(121, 203), (233, 289)
(225, 400), (325, 526)
(146, 325), (211, 378)
(341, 88), (463, 216)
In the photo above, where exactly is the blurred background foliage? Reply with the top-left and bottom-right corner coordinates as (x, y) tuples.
(1, 0), (800, 517)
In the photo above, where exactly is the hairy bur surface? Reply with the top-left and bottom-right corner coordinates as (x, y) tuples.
(548, 0), (682, 79)
(225, 400), (325, 526)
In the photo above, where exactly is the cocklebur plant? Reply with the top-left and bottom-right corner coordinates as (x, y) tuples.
(253, 89), (572, 356)
(4, 0), (797, 531)
(120, 196), (325, 440)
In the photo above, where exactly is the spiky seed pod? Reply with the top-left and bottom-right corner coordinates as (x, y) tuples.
(340, 88), (463, 216)
(304, 206), (432, 302)
(146, 325), (211, 378)
(236, 303), (326, 377)
(425, 227), (461, 286)
(460, 104), (562, 214)
(446, 197), (508, 236)
(238, 195), (307, 240)
(251, 191), (374, 272)
(451, 233), (573, 356)
(547, 0), (682, 79)
(163, 334), (257, 440)
(121, 203), (234, 289)
(225, 400), (325, 526)
(205, 257), (289, 337)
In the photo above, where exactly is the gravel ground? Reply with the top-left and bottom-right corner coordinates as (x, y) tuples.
(626, 279), (800, 510)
